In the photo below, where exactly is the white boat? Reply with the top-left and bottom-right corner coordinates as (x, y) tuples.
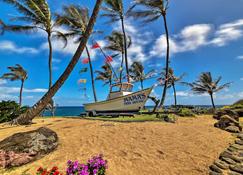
(84, 83), (153, 116)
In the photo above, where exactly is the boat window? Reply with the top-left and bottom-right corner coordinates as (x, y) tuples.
(111, 85), (121, 92)
(121, 84), (133, 92)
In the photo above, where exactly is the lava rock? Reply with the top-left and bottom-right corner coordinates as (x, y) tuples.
(229, 165), (243, 174)
(214, 159), (229, 170)
(225, 126), (241, 133)
(0, 127), (58, 168)
(209, 164), (223, 173)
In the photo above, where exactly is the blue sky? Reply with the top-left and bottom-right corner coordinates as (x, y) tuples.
(0, 0), (243, 106)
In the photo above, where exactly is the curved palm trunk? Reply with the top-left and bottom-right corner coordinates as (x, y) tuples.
(13, 0), (103, 125)
(19, 80), (24, 106)
(47, 33), (53, 89)
(121, 16), (130, 83)
(86, 46), (97, 102)
(210, 93), (216, 109)
(172, 83), (177, 107)
(159, 14), (170, 108)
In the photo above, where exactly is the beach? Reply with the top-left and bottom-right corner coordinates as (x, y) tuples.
(0, 116), (234, 175)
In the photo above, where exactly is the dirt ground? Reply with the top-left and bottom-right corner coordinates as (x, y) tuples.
(0, 116), (234, 175)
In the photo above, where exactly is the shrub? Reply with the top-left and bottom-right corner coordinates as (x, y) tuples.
(0, 100), (29, 123)
(66, 154), (108, 175)
(177, 108), (195, 117)
(36, 166), (62, 175)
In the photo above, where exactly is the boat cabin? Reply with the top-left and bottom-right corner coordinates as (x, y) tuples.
(107, 83), (133, 100)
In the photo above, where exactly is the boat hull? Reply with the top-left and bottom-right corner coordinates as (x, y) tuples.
(84, 87), (152, 113)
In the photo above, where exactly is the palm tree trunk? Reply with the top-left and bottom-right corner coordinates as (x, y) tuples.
(86, 46), (97, 102)
(140, 80), (144, 90)
(47, 33), (53, 89)
(172, 83), (177, 107)
(159, 14), (170, 108)
(13, 0), (103, 125)
(210, 93), (216, 109)
(19, 80), (24, 107)
(120, 16), (130, 83)
(119, 52), (124, 83)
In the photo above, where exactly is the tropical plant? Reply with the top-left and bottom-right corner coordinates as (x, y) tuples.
(128, 0), (170, 107)
(1, 0), (67, 89)
(12, 0), (104, 125)
(0, 100), (28, 123)
(101, 0), (130, 82)
(104, 30), (132, 82)
(1, 64), (28, 106)
(55, 5), (98, 102)
(186, 72), (231, 109)
(95, 63), (113, 86)
(158, 68), (185, 106)
(129, 61), (155, 90)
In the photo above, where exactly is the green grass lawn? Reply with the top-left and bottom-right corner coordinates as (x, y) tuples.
(82, 114), (163, 122)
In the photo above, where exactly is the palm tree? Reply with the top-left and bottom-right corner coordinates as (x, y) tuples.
(55, 5), (98, 102)
(159, 68), (185, 106)
(0, 19), (5, 35)
(1, 64), (27, 106)
(95, 63), (113, 86)
(2, 0), (67, 89)
(12, 0), (104, 125)
(101, 0), (130, 82)
(186, 72), (231, 109)
(127, 0), (170, 108)
(129, 61), (155, 90)
(104, 30), (132, 83)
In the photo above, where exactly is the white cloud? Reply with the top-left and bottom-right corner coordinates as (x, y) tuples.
(52, 58), (61, 63)
(240, 78), (243, 81)
(236, 55), (243, 60)
(150, 19), (243, 57)
(0, 40), (39, 54)
(0, 79), (7, 85)
(0, 86), (47, 94)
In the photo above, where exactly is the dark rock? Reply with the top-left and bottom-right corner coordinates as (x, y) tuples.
(209, 170), (222, 175)
(221, 157), (237, 165)
(229, 165), (243, 174)
(213, 110), (239, 121)
(220, 150), (233, 158)
(235, 139), (243, 145)
(209, 164), (223, 173)
(225, 126), (241, 133)
(0, 127), (58, 168)
(214, 159), (229, 170)
(228, 171), (242, 175)
(231, 144), (243, 151)
(236, 133), (243, 140)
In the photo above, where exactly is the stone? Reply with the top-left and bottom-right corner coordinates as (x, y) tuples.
(209, 164), (223, 173)
(0, 127), (58, 168)
(214, 159), (229, 170)
(220, 150), (233, 158)
(209, 170), (222, 175)
(235, 139), (243, 145)
(221, 157), (237, 165)
(228, 171), (242, 175)
(225, 126), (241, 133)
(229, 165), (243, 174)
(213, 110), (239, 121)
(236, 133), (243, 140)
(231, 144), (243, 151)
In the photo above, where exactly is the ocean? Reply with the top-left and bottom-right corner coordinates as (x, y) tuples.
(42, 105), (221, 117)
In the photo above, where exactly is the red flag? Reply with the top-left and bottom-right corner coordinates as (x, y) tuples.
(82, 58), (89, 64)
(105, 56), (113, 63)
(91, 42), (100, 49)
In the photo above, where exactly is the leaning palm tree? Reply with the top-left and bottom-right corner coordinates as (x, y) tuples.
(104, 30), (132, 83)
(55, 5), (98, 102)
(186, 72), (231, 109)
(101, 0), (130, 82)
(12, 0), (103, 125)
(95, 63), (113, 86)
(127, 0), (170, 108)
(129, 61), (155, 90)
(1, 64), (27, 106)
(1, 0), (66, 89)
(158, 68), (185, 106)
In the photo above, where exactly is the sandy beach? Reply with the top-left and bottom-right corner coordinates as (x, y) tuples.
(0, 116), (234, 175)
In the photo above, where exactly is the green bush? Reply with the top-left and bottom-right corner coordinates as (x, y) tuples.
(177, 108), (195, 117)
(0, 101), (28, 123)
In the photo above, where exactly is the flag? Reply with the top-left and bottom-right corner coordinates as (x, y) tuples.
(105, 56), (113, 63)
(82, 58), (89, 64)
(79, 67), (88, 74)
(78, 79), (87, 84)
(91, 42), (100, 49)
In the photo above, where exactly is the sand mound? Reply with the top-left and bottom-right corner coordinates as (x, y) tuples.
(0, 116), (233, 175)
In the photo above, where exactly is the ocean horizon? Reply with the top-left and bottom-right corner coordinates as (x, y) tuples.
(42, 105), (225, 117)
